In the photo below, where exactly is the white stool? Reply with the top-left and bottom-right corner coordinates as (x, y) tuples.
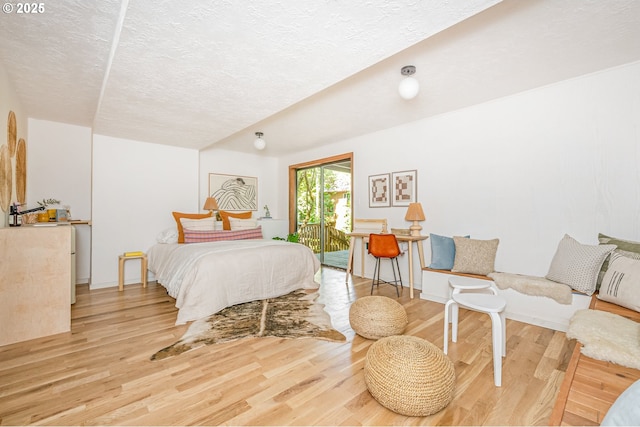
(444, 289), (506, 386)
(445, 276), (497, 331)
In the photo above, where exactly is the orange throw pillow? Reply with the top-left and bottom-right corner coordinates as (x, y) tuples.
(219, 210), (252, 230)
(172, 211), (213, 243)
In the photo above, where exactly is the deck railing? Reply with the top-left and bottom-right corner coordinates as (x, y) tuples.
(297, 223), (350, 253)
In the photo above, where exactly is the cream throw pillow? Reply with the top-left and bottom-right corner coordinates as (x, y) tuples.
(451, 237), (499, 276)
(546, 234), (616, 295)
(179, 216), (217, 231)
(598, 254), (640, 312)
(597, 233), (640, 290)
(229, 218), (258, 230)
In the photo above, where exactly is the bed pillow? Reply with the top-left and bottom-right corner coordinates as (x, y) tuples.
(183, 227), (263, 243)
(429, 233), (469, 270)
(156, 227), (178, 244)
(229, 218), (258, 230)
(451, 237), (499, 276)
(597, 233), (640, 290)
(172, 211), (213, 243)
(180, 216), (217, 231)
(545, 234), (616, 295)
(597, 254), (640, 312)
(219, 210), (252, 230)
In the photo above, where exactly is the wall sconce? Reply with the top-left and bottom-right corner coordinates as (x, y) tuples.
(254, 132), (266, 150)
(398, 65), (419, 100)
(203, 197), (219, 214)
(405, 202), (425, 236)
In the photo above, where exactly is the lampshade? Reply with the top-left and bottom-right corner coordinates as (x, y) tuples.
(203, 197), (219, 212)
(254, 132), (266, 150)
(405, 202), (425, 221)
(398, 65), (419, 100)
(405, 202), (425, 236)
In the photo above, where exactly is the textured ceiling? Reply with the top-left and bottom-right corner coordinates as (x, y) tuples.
(1, 0), (640, 156)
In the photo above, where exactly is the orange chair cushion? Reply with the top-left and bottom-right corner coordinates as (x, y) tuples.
(368, 233), (401, 258)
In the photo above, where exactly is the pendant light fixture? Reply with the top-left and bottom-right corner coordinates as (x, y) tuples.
(254, 132), (266, 150)
(398, 65), (419, 100)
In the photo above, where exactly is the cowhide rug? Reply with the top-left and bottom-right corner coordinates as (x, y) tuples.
(151, 289), (346, 360)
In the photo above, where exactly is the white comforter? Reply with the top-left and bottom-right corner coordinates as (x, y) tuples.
(148, 239), (321, 324)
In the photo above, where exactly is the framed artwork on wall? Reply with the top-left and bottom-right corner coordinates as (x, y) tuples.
(368, 173), (390, 208)
(208, 173), (258, 211)
(391, 170), (417, 207)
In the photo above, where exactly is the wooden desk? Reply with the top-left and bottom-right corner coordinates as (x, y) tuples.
(346, 232), (428, 298)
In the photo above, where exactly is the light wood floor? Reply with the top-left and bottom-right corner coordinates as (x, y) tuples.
(0, 268), (575, 426)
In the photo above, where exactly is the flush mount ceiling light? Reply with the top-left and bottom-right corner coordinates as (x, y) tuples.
(398, 65), (419, 100)
(254, 132), (266, 150)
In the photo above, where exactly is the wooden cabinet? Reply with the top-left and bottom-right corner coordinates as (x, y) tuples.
(0, 226), (71, 346)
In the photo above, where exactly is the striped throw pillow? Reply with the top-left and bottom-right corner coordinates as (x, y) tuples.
(183, 226), (263, 243)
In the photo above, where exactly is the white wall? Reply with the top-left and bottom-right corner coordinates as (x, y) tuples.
(199, 148), (281, 220)
(91, 135), (199, 288)
(278, 61), (640, 288)
(27, 119), (92, 283)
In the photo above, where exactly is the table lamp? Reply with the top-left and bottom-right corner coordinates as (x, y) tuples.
(405, 202), (425, 236)
(203, 197), (219, 214)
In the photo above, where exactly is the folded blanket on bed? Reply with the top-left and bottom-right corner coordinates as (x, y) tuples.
(488, 272), (572, 304)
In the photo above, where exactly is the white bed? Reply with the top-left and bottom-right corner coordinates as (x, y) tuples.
(148, 239), (320, 324)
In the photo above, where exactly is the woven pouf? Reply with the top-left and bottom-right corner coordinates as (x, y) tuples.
(364, 335), (456, 417)
(349, 296), (408, 340)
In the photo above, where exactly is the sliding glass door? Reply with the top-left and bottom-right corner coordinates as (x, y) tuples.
(290, 154), (352, 269)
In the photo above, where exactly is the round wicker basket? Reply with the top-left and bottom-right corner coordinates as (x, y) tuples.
(349, 296), (407, 340)
(364, 335), (456, 416)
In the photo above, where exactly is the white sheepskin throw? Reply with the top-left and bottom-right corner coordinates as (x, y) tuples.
(488, 272), (573, 304)
(567, 309), (640, 370)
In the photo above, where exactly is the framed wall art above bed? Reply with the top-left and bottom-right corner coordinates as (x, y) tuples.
(209, 173), (258, 211)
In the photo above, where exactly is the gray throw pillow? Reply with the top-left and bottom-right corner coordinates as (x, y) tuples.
(451, 237), (499, 276)
(546, 234), (616, 295)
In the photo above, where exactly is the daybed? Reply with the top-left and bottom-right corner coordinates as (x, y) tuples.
(420, 233), (603, 332)
(420, 268), (591, 332)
